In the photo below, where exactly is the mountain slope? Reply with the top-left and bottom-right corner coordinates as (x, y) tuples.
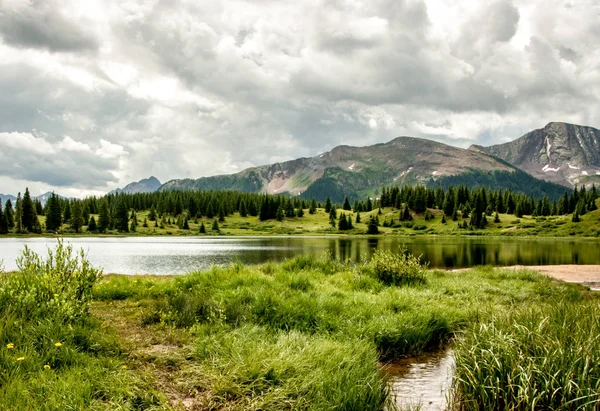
(0, 194), (16, 205)
(161, 137), (521, 202)
(110, 176), (162, 195)
(470, 122), (600, 187)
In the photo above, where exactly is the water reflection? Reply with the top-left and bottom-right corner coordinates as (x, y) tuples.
(0, 236), (599, 275)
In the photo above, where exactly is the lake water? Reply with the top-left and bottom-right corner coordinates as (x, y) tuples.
(1, 236), (599, 275)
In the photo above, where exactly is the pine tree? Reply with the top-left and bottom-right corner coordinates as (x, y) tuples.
(342, 196), (351, 211)
(0, 200), (6, 234)
(309, 199), (317, 214)
(325, 197), (332, 213)
(183, 218), (190, 229)
(143, 218), (148, 228)
(366, 216), (379, 234)
(88, 216), (97, 232)
(45, 193), (63, 232)
(329, 206), (337, 227)
(22, 188), (36, 232)
(355, 212), (361, 224)
(115, 199), (129, 232)
(441, 214), (446, 224)
(276, 206), (284, 221)
(15, 192), (23, 233)
(149, 206), (157, 221)
(494, 212), (500, 223)
(346, 214), (353, 229)
(338, 214), (348, 230)
(63, 202), (72, 224)
(239, 200), (248, 217)
(98, 201), (111, 233)
(212, 219), (220, 232)
(5, 200), (14, 229)
(296, 207), (304, 217)
(70, 201), (84, 233)
(82, 203), (90, 225)
(130, 218), (137, 232)
(199, 221), (206, 234)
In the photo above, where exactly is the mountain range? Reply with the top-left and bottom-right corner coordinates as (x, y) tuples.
(109, 176), (162, 195)
(155, 122), (599, 201)
(470, 122), (600, 188)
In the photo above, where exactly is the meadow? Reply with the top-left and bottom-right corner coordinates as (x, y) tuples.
(1, 242), (598, 410)
(29, 202), (600, 238)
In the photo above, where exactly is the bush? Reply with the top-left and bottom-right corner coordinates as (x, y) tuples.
(366, 248), (428, 286)
(0, 239), (102, 321)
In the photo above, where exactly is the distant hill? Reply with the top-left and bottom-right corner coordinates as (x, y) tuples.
(110, 176), (162, 195)
(160, 136), (566, 202)
(470, 122), (600, 188)
(0, 193), (16, 205)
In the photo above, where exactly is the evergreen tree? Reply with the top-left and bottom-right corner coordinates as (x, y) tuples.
(355, 212), (361, 224)
(212, 219), (220, 232)
(329, 206), (337, 227)
(130, 218), (137, 232)
(98, 201), (111, 233)
(4, 200), (14, 229)
(88, 216), (97, 232)
(346, 214), (353, 229)
(296, 207), (304, 217)
(22, 188), (36, 232)
(199, 221), (206, 234)
(183, 217), (189, 229)
(45, 193), (63, 232)
(34, 199), (43, 215)
(218, 205), (226, 222)
(309, 199), (317, 214)
(441, 214), (446, 224)
(115, 199), (129, 232)
(70, 201), (84, 233)
(338, 214), (348, 230)
(15, 192), (24, 233)
(366, 197), (373, 212)
(494, 212), (500, 223)
(63, 202), (72, 224)
(451, 209), (458, 221)
(82, 203), (90, 225)
(239, 200), (248, 217)
(0, 200), (6, 234)
(149, 206), (157, 221)
(325, 197), (332, 213)
(276, 206), (284, 221)
(366, 216), (379, 234)
(342, 196), (351, 211)
(143, 218), (149, 228)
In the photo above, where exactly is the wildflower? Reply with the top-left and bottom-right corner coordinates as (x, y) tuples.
(16, 357), (24, 361)
(44, 365), (51, 370)
(68, 324), (73, 330)
(6, 343), (14, 349)
(55, 342), (62, 347)
(121, 365), (128, 369)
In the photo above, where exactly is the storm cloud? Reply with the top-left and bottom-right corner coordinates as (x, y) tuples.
(0, 0), (598, 197)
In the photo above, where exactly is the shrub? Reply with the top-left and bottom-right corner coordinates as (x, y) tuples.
(0, 239), (102, 321)
(366, 248), (427, 286)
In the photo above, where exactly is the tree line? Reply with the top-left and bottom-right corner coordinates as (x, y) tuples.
(0, 183), (596, 235)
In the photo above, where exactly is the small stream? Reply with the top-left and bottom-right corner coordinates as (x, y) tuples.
(383, 348), (455, 410)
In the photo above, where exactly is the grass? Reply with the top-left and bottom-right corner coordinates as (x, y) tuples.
(3, 243), (599, 410)
(453, 302), (600, 410)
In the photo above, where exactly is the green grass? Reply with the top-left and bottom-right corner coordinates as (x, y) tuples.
(4, 243), (599, 410)
(90, 255), (596, 410)
(453, 302), (600, 410)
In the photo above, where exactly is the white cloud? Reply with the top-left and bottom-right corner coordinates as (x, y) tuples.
(0, 0), (597, 196)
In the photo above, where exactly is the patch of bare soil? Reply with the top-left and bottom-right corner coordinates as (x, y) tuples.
(508, 265), (600, 289)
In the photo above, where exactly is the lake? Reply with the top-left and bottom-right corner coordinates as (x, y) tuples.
(1, 236), (599, 275)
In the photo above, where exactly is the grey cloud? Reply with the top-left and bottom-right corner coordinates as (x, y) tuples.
(0, 0), (99, 52)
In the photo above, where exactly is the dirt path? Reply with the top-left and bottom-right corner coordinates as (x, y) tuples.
(90, 300), (202, 410)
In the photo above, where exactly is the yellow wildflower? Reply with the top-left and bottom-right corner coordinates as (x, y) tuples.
(121, 365), (128, 369)
(6, 343), (14, 349)
(68, 324), (73, 330)
(55, 342), (62, 347)
(44, 364), (51, 370)
(16, 357), (24, 361)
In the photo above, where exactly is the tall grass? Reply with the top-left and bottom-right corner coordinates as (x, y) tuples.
(453, 302), (600, 410)
(0, 241), (166, 410)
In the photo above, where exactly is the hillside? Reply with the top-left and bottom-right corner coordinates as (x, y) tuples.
(470, 122), (600, 188)
(161, 137), (519, 202)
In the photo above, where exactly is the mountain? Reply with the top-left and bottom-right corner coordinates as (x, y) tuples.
(470, 122), (600, 188)
(160, 137), (567, 202)
(0, 193), (16, 205)
(110, 176), (162, 195)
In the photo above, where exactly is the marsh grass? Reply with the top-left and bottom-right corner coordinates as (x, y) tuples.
(453, 302), (600, 410)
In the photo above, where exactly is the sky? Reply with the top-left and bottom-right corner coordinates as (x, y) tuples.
(0, 0), (599, 198)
